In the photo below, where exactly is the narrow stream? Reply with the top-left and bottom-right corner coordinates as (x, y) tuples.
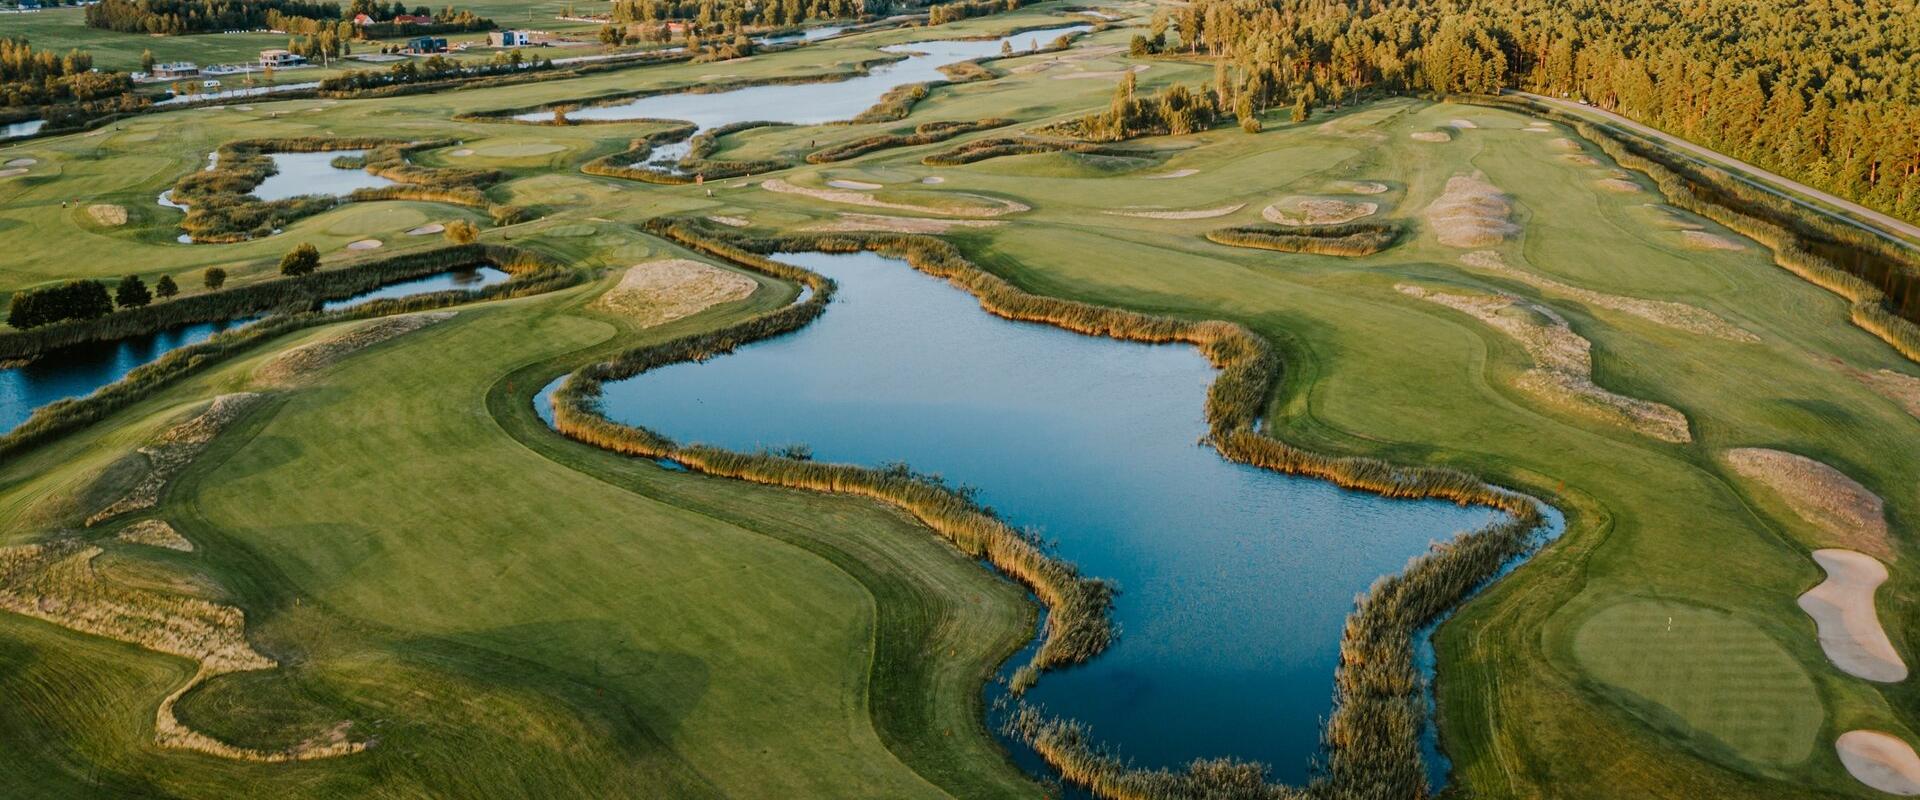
(569, 251), (1501, 784)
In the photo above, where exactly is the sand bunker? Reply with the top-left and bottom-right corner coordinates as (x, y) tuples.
(595, 259), (758, 328)
(804, 213), (1003, 234)
(1561, 154), (1601, 167)
(88, 394), (267, 526)
(118, 519), (193, 552)
(1550, 137), (1583, 152)
(1799, 549), (1907, 682)
(763, 178), (1028, 217)
(0, 540), (365, 761)
(706, 215), (751, 227)
(1398, 284), (1692, 442)
(449, 148), (474, 157)
(346, 239), (382, 250)
(1680, 230), (1746, 251)
(1410, 131), (1452, 143)
(1103, 203), (1245, 220)
(1262, 196), (1379, 226)
(258, 313), (455, 386)
(4, 157), (34, 167)
(1838, 731), (1920, 795)
(826, 179), (883, 190)
(0, 168), (26, 179)
(1427, 173), (1521, 248)
(1448, 119), (1479, 129)
(1596, 178), (1641, 193)
(87, 204), (128, 226)
(920, 176), (946, 184)
(405, 223), (444, 236)
(1143, 169), (1198, 180)
(1725, 448), (1891, 560)
(1860, 369), (1920, 420)
(1333, 180), (1390, 195)
(1461, 251), (1758, 342)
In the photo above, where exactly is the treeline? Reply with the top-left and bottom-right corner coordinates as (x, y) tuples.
(1169, 0), (1920, 222)
(84, 0), (340, 34)
(927, 0), (1021, 25)
(610, 0), (882, 33)
(1047, 72), (1217, 141)
(0, 37), (134, 110)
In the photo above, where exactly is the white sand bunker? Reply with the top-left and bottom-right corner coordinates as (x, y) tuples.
(449, 148), (474, 157)
(1103, 203), (1245, 220)
(258, 313), (456, 385)
(1398, 284), (1692, 442)
(827, 179), (883, 190)
(804, 213), (1003, 234)
(406, 223), (444, 236)
(1461, 251), (1757, 342)
(1448, 118), (1479, 129)
(118, 519), (194, 552)
(346, 239), (382, 251)
(87, 394), (267, 526)
(595, 259), (758, 328)
(706, 215), (751, 227)
(1524, 122), (1554, 133)
(1725, 448), (1892, 560)
(4, 157), (35, 167)
(1562, 154), (1602, 167)
(0, 540), (366, 762)
(1799, 549), (1907, 682)
(1410, 131), (1452, 143)
(1333, 180), (1390, 195)
(1860, 369), (1920, 420)
(1596, 178), (1641, 193)
(1263, 196), (1379, 226)
(0, 168), (26, 179)
(920, 176), (946, 184)
(1143, 169), (1198, 180)
(1550, 137), (1584, 152)
(763, 178), (1028, 217)
(1838, 731), (1920, 795)
(1427, 173), (1520, 248)
(1680, 230), (1746, 251)
(88, 204), (128, 226)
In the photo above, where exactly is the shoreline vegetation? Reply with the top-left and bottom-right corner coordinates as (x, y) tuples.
(1470, 95), (1920, 363)
(1206, 222), (1405, 257)
(0, 243), (577, 460)
(547, 219), (1550, 799)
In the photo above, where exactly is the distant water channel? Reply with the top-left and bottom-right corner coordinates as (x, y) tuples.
(580, 251), (1499, 784)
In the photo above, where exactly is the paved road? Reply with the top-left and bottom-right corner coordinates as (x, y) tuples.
(1513, 91), (1920, 248)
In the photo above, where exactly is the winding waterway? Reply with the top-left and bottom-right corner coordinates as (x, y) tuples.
(574, 250), (1500, 783)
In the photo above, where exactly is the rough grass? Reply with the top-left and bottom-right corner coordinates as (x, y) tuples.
(591, 259), (759, 328)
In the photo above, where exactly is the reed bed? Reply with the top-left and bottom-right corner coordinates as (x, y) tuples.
(1206, 222), (1404, 257)
(0, 245), (577, 460)
(807, 118), (1016, 164)
(549, 220), (1550, 799)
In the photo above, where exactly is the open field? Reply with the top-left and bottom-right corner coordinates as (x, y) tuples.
(2, 3), (1918, 798)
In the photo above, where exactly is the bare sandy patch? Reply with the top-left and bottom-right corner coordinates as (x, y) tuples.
(1448, 118), (1479, 129)
(88, 204), (128, 226)
(827, 179), (883, 190)
(257, 313), (455, 386)
(1549, 137), (1583, 152)
(920, 176), (946, 184)
(1725, 448), (1891, 560)
(1262, 196), (1379, 226)
(1143, 169), (1197, 180)
(1103, 203), (1245, 220)
(405, 223), (444, 235)
(1398, 284), (1692, 442)
(1680, 230), (1746, 251)
(1799, 549), (1907, 682)
(118, 519), (194, 552)
(1860, 369), (1920, 420)
(1461, 251), (1757, 342)
(1560, 154), (1601, 167)
(595, 259), (758, 328)
(0, 168), (26, 179)
(763, 178), (1027, 217)
(1596, 178), (1641, 193)
(1838, 731), (1920, 795)
(1410, 131), (1452, 143)
(706, 215), (751, 227)
(1427, 172), (1521, 248)
(449, 148), (474, 157)
(4, 157), (35, 167)
(88, 394), (267, 526)
(804, 213), (1003, 234)
(346, 239), (382, 251)
(1333, 180), (1390, 195)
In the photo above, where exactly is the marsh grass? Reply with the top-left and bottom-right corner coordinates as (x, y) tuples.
(922, 136), (1146, 166)
(550, 220), (1549, 800)
(1206, 222), (1405, 256)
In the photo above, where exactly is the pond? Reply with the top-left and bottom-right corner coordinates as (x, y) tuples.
(249, 150), (398, 202)
(519, 23), (1091, 128)
(2, 120), (44, 140)
(2, 268), (509, 433)
(573, 250), (1501, 784)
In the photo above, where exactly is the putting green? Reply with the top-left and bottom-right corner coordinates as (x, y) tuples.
(1571, 599), (1824, 768)
(472, 142), (568, 157)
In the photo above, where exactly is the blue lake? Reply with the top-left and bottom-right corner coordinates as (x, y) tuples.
(582, 250), (1499, 783)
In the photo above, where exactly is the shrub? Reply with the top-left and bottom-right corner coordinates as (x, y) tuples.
(155, 275), (179, 299)
(1206, 222), (1403, 256)
(280, 244), (321, 276)
(6, 280), (113, 330)
(444, 220), (479, 244)
(114, 275), (151, 309)
(203, 267), (227, 290)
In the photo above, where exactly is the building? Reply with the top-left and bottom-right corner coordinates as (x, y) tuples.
(351, 12), (374, 24)
(152, 62), (199, 79)
(258, 49), (305, 68)
(488, 30), (531, 47)
(392, 13), (433, 24)
(403, 36), (448, 54)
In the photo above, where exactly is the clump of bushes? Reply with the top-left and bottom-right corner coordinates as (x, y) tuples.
(1206, 222), (1404, 256)
(6, 280), (114, 330)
